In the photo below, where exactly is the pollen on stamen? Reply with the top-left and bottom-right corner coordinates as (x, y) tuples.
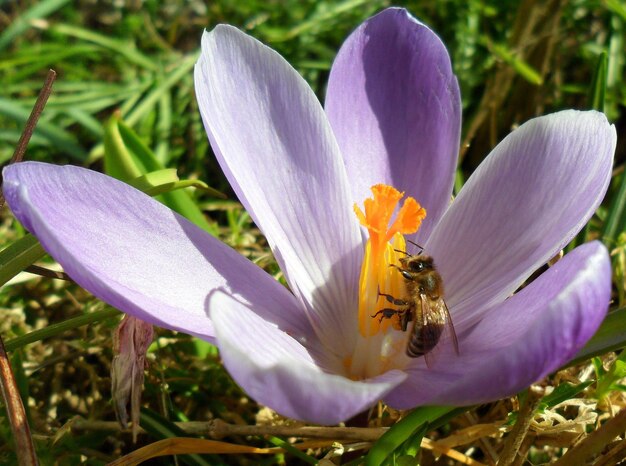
(354, 184), (426, 337)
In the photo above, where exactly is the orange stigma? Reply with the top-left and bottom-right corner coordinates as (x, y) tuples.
(354, 184), (426, 337)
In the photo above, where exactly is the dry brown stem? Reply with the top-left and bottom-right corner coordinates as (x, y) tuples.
(553, 408), (626, 466)
(497, 386), (543, 466)
(0, 335), (38, 466)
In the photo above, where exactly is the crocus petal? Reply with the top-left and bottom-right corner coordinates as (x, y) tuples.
(427, 110), (615, 331)
(325, 7), (461, 241)
(209, 291), (407, 425)
(2, 162), (312, 341)
(386, 241), (611, 407)
(195, 26), (363, 355)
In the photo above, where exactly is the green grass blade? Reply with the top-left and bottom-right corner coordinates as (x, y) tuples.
(454, 168), (465, 196)
(489, 42), (543, 85)
(588, 51), (608, 111)
(4, 308), (120, 352)
(155, 86), (172, 165)
(365, 406), (453, 466)
(61, 107), (103, 137)
(267, 437), (317, 465)
(0, 234), (46, 287)
(87, 56), (195, 161)
(273, 0), (382, 41)
(602, 171), (626, 247)
(0, 97), (86, 160)
(0, 0), (70, 50)
(124, 53), (197, 126)
(39, 23), (158, 70)
(0, 44), (98, 70)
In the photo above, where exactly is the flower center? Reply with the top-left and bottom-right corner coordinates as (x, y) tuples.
(346, 184), (426, 378)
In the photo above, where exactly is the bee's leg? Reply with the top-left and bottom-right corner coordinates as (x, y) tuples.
(388, 264), (413, 281)
(371, 308), (403, 323)
(377, 286), (409, 306)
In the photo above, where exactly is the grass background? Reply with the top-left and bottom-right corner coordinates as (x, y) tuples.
(1, 0), (626, 464)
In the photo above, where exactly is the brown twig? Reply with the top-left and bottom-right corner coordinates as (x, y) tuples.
(0, 69), (56, 209)
(593, 437), (626, 466)
(463, 411), (500, 465)
(0, 69), (58, 466)
(497, 387), (543, 466)
(71, 418), (386, 441)
(510, 435), (534, 466)
(24, 265), (72, 281)
(0, 336), (38, 465)
(553, 408), (626, 466)
(73, 418), (485, 466)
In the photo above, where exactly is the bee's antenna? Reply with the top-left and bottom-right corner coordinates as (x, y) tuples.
(394, 248), (411, 256)
(406, 239), (424, 254)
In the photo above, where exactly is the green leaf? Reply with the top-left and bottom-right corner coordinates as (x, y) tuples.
(365, 406), (453, 466)
(0, 234), (46, 287)
(103, 115), (143, 180)
(595, 352), (626, 399)
(399, 421), (429, 459)
(538, 381), (592, 412)
(128, 169), (225, 199)
(127, 168), (179, 192)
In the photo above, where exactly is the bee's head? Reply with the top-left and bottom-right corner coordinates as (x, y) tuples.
(406, 256), (433, 272)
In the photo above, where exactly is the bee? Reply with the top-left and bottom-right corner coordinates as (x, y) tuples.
(372, 252), (459, 367)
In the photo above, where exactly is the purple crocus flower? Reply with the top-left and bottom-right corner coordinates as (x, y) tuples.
(2, 8), (616, 425)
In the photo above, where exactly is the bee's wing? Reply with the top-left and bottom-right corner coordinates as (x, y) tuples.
(441, 299), (459, 356)
(422, 296), (459, 369)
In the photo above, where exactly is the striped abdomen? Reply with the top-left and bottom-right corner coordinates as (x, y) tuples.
(406, 320), (444, 357)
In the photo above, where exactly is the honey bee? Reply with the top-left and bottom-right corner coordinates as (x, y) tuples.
(372, 252), (459, 366)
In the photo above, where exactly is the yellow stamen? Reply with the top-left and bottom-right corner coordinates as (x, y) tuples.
(354, 184), (426, 337)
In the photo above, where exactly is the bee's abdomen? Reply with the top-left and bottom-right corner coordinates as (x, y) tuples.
(406, 323), (443, 358)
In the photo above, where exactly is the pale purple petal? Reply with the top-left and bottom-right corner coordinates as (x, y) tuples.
(325, 7), (461, 241)
(195, 26), (363, 355)
(427, 110), (615, 331)
(385, 241), (611, 408)
(209, 291), (406, 425)
(3, 162), (312, 341)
